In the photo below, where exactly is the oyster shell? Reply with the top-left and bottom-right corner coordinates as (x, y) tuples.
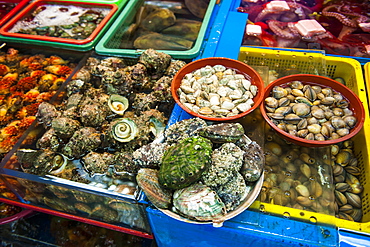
(173, 183), (226, 221)
(216, 172), (251, 211)
(159, 136), (213, 190)
(164, 117), (207, 144)
(202, 143), (244, 187)
(133, 142), (167, 169)
(198, 122), (244, 143)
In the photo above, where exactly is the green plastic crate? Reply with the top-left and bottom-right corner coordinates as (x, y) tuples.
(0, 1), (122, 51)
(95, 0), (217, 59)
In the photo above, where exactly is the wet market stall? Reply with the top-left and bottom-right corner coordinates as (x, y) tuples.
(0, 0), (370, 246)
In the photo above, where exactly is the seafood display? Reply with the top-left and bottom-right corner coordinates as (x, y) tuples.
(177, 64), (258, 118)
(331, 141), (363, 221)
(6, 3), (111, 40)
(0, 177), (23, 218)
(118, 0), (208, 51)
(263, 123), (363, 221)
(16, 178), (151, 231)
(264, 80), (358, 141)
(238, 0), (370, 58)
(263, 124), (335, 215)
(3, 49), (186, 228)
(0, 47), (77, 160)
(0, 1), (18, 19)
(136, 118), (264, 222)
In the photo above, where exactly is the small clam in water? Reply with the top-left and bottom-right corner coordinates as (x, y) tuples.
(264, 81), (358, 142)
(262, 127), (335, 215)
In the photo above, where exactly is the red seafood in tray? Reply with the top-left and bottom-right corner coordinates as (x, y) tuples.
(238, 0), (370, 58)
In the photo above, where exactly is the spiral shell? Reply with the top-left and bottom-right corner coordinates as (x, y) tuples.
(111, 118), (138, 142)
(108, 94), (129, 115)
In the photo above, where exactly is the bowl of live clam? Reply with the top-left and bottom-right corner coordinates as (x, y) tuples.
(260, 74), (365, 147)
(171, 57), (264, 121)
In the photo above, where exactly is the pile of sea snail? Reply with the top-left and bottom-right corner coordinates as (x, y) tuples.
(263, 127), (363, 222)
(265, 80), (357, 141)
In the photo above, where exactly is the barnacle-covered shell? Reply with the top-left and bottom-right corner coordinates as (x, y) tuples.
(198, 122), (244, 143)
(164, 117), (207, 144)
(51, 117), (81, 139)
(159, 136), (213, 190)
(216, 172), (251, 211)
(136, 168), (172, 209)
(239, 140), (264, 182)
(202, 143), (244, 187)
(173, 183), (226, 221)
(110, 118), (138, 143)
(108, 94), (129, 115)
(82, 151), (115, 175)
(133, 142), (167, 169)
(36, 102), (61, 128)
(62, 127), (102, 159)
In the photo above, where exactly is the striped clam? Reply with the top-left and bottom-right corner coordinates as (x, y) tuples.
(177, 64), (258, 118)
(332, 141), (363, 222)
(264, 81), (358, 141)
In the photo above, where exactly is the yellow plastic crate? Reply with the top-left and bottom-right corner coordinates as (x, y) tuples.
(364, 63), (370, 117)
(239, 47), (370, 233)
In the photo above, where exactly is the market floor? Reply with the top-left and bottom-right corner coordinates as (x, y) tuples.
(0, 212), (157, 247)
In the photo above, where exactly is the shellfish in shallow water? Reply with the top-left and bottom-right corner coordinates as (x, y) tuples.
(173, 183), (226, 221)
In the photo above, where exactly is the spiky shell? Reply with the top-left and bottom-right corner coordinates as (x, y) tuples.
(136, 168), (172, 209)
(173, 183), (226, 221)
(198, 123), (244, 143)
(158, 136), (212, 190)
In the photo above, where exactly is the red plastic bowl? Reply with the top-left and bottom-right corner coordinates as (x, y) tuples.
(260, 74), (365, 147)
(171, 57), (264, 121)
(0, 0), (117, 45)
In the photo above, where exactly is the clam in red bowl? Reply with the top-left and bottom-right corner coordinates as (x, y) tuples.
(260, 74), (365, 147)
(171, 57), (264, 121)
